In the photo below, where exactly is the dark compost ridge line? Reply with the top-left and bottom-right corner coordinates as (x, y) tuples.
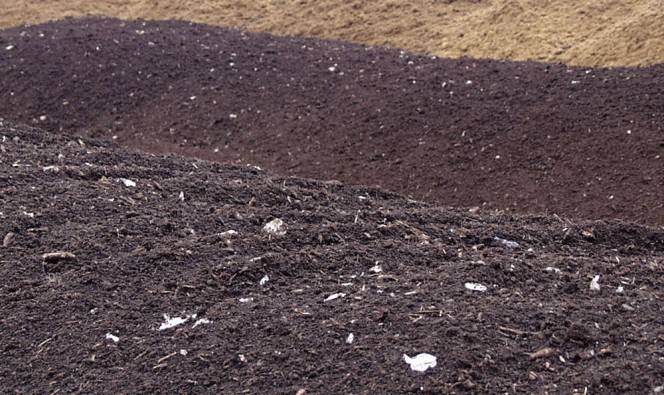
(0, 17), (662, 224)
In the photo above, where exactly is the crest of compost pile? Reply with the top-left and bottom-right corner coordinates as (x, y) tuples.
(1, 122), (663, 393)
(0, 17), (662, 225)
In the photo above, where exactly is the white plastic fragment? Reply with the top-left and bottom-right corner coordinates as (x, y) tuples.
(219, 230), (238, 237)
(5, 45), (13, 50)
(369, 263), (383, 273)
(180, 349), (188, 356)
(178, 191), (185, 201)
(259, 275), (269, 286)
(403, 353), (437, 372)
(590, 275), (601, 291)
(346, 333), (354, 344)
(158, 314), (189, 331)
(325, 293), (346, 301)
(464, 283), (487, 292)
(192, 318), (211, 328)
(545, 267), (561, 273)
(263, 218), (286, 236)
(105, 333), (119, 343)
(239, 297), (254, 303)
(119, 178), (136, 187)
(616, 286), (624, 293)
(229, 113), (237, 119)
(493, 236), (520, 248)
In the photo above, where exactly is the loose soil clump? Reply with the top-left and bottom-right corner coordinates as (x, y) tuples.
(1, 18), (662, 225)
(1, 121), (663, 393)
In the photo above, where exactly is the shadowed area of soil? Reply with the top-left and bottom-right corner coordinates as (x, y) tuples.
(1, 18), (662, 225)
(1, 121), (663, 394)
(0, 0), (662, 67)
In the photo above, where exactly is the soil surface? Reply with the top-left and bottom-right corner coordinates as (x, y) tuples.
(0, 0), (662, 67)
(1, 18), (662, 225)
(1, 121), (663, 394)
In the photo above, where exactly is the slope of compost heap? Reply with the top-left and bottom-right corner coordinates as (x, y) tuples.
(1, 18), (662, 225)
(0, 0), (662, 67)
(1, 121), (663, 393)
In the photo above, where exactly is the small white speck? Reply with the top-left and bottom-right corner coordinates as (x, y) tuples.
(192, 318), (211, 328)
(229, 114), (237, 119)
(325, 293), (346, 301)
(464, 283), (487, 292)
(119, 178), (136, 187)
(5, 45), (14, 50)
(105, 333), (119, 343)
(346, 333), (354, 344)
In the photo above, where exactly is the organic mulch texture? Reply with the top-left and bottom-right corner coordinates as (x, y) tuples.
(1, 121), (663, 394)
(1, 18), (662, 225)
(0, 0), (662, 67)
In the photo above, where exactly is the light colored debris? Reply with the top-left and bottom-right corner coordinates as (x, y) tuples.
(6, 45), (14, 50)
(239, 298), (254, 303)
(589, 275), (601, 291)
(259, 275), (269, 286)
(346, 333), (354, 344)
(369, 263), (383, 273)
(325, 293), (346, 302)
(263, 218), (286, 236)
(179, 349), (188, 356)
(545, 267), (561, 273)
(218, 230), (238, 237)
(23, 211), (35, 218)
(42, 251), (76, 263)
(622, 303), (635, 311)
(158, 314), (189, 331)
(178, 191), (185, 201)
(42, 165), (60, 172)
(403, 353), (437, 372)
(581, 229), (596, 240)
(3, 232), (14, 247)
(464, 283), (487, 292)
(119, 178), (136, 187)
(192, 318), (211, 328)
(528, 347), (555, 359)
(493, 236), (520, 248)
(105, 333), (120, 343)
(616, 286), (624, 293)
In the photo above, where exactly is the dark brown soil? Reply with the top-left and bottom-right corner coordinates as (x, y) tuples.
(0, 18), (662, 226)
(1, 121), (663, 394)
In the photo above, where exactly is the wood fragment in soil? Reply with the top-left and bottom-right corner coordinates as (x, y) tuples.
(528, 347), (555, 359)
